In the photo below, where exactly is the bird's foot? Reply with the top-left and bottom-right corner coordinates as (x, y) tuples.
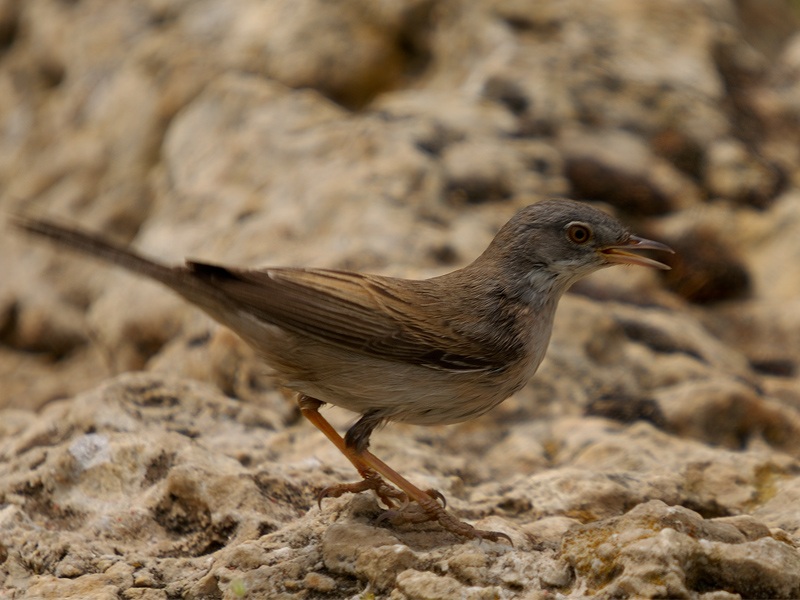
(318, 471), (408, 510)
(435, 510), (513, 544)
(378, 490), (511, 544)
(376, 487), (446, 524)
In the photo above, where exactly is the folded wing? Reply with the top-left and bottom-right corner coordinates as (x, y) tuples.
(187, 262), (515, 372)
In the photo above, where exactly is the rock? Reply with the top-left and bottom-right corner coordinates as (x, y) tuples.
(658, 223), (752, 303)
(560, 128), (700, 216)
(394, 569), (501, 600)
(441, 138), (564, 206)
(322, 522), (415, 591)
(704, 138), (784, 208)
(2, 0), (800, 597)
(561, 500), (800, 599)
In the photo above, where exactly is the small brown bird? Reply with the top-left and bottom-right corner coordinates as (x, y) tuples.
(14, 199), (672, 542)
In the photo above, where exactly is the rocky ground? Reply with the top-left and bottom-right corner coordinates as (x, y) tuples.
(2, 0), (800, 598)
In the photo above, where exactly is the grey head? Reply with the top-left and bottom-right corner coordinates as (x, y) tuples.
(478, 198), (672, 294)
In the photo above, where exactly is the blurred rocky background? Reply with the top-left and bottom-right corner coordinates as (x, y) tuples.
(1, 0), (800, 598)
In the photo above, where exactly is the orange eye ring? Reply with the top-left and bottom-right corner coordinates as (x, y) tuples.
(567, 223), (592, 244)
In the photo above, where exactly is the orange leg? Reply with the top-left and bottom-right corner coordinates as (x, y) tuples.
(298, 396), (408, 509)
(298, 395), (511, 543)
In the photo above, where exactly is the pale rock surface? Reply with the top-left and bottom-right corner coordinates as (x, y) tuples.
(1, 0), (800, 599)
(561, 500), (800, 598)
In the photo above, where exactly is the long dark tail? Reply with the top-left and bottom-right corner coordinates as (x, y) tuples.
(13, 215), (263, 340)
(12, 215), (181, 287)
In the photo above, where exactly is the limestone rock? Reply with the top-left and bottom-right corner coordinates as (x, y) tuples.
(2, 0), (800, 598)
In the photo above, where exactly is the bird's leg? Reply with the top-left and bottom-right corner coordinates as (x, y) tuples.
(356, 445), (511, 543)
(298, 396), (407, 509)
(344, 411), (448, 510)
(299, 395), (509, 543)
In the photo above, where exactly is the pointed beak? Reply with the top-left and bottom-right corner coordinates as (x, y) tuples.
(599, 235), (674, 270)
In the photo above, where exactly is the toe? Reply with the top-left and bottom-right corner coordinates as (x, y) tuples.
(424, 488), (447, 508)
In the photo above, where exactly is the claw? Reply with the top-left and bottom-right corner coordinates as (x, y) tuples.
(318, 484), (347, 509)
(317, 473), (407, 510)
(475, 529), (513, 545)
(435, 510), (514, 546)
(375, 488), (445, 526)
(412, 492), (512, 544)
(425, 488), (447, 508)
(393, 490), (410, 512)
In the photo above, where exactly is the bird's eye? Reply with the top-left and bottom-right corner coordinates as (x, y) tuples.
(566, 223), (592, 244)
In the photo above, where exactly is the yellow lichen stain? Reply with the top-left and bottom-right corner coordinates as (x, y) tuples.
(745, 462), (784, 510)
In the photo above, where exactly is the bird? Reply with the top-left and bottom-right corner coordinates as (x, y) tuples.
(13, 198), (672, 542)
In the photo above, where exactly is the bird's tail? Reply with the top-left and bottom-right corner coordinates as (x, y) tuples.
(12, 214), (180, 287)
(13, 215), (265, 345)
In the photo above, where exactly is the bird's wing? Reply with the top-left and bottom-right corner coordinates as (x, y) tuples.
(186, 262), (513, 372)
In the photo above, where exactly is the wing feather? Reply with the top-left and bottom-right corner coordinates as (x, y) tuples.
(186, 262), (515, 371)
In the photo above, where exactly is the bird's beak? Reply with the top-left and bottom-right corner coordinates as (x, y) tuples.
(599, 235), (674, 270)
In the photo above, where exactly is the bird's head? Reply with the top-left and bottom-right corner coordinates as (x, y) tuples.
(484, 199), (673, 293)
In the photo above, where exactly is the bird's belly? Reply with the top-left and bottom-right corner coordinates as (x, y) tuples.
(243, 319), (550, 427)
(281, 347), (537, 426)
(300, 367), (523, 425)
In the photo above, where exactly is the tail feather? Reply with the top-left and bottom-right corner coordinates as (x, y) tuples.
(12, 215), (178, 286)
(13, 215), (259, 337)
